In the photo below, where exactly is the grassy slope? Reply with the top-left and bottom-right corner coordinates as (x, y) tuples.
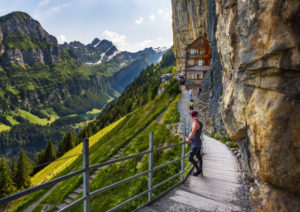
(16, 110), (56, 126)
(0, 123), (10, 132)
(8, 48), (180, 211)
(84, 94), (185, 212)
(31, 116), (127, 186)
(42, 92), (185, 212)
(10, 90), (181, 212)
(8, 115), (128, 212)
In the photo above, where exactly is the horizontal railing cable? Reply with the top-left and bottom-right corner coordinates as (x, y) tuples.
(89, 155), (188, 199)
(89, 142), (187, 171)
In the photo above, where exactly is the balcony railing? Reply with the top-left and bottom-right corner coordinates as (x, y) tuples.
(0, 131), (191, 212)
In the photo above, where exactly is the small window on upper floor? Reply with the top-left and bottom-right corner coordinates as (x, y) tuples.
(198, 59), (203, 66)
(200, 49), (203, 55)
(200, 39), (204, 44)
(190, 49), (195, 55)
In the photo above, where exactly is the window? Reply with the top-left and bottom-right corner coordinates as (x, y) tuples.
(200, 49), (203, 55)
(198, 60), (203, 66)
(190, 49), (195, 55)
(200, 39), (203, 44)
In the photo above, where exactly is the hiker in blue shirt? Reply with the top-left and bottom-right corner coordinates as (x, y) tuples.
(189, 89), (192, 101)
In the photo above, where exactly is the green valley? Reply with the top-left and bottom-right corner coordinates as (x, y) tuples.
(0, 11), (165, 160)
(5, 47), (187, 212)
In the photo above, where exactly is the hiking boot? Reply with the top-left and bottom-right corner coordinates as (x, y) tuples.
(192, 169), (202, 176)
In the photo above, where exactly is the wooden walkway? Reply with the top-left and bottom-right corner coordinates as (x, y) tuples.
(139, 135), (251, 212)
(139, 88), (251, 212)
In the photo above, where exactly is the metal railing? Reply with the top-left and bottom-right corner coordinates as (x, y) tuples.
(0, 131), (191, 212)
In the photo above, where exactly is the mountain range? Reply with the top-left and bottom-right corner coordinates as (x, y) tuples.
(0, 11), (166, 159)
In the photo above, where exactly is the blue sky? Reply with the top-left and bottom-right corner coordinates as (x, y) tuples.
(0, 0), (173, 52)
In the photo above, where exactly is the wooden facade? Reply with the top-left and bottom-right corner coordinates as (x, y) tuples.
(185, 36), (211, 86)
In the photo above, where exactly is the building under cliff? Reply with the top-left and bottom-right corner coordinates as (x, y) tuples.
(185, 36), (211, 87)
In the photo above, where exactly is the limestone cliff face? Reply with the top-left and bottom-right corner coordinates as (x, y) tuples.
(172, 0), (300, 211)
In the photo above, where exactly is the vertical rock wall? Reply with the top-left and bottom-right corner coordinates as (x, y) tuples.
(172, 0), (300, 211)
(215, 0), (300, 210)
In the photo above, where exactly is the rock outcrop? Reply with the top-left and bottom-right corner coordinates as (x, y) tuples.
(0, 11), (61, 66)
(171, 0), (300, 211)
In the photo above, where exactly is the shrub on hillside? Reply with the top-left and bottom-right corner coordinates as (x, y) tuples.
(166, 79), (180, 96)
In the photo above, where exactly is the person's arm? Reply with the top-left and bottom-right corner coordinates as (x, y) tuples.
(186, 122), (197, 143)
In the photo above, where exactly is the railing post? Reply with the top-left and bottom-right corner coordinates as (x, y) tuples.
(180, 129), (185, 181)
(148, 131), (153, 202)
(83, 138), (90, 212)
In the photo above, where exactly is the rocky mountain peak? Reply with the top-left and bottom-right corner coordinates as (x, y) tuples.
(0, 11), (61, 66)
(64, 38), (119, 64)
(0, 11), (32, 21)
(91, 38), (101, 46)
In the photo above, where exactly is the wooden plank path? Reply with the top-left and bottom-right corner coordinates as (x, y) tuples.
(138, 87), (251, 212)
(139, 135), (251, 212)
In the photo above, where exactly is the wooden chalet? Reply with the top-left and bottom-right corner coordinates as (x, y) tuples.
(185, 36), (211, 87)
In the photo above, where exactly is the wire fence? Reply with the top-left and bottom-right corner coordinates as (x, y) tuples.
(0, 131), (192, 212)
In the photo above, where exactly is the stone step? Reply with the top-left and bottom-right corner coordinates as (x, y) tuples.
(67, 192), (78, 199)
(64, 197), (73, 204)
(56, 203), (68, 210)
(74, 187), (83, 194)
(90, 173), (97, 179)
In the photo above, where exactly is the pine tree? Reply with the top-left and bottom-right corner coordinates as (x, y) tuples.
(57, 140), (65, 157)
(65, 132), (74, 151)
(0, 155), (16, 198)
(33, 140), (56, 174)
(11, 161), (18, 184)
(33, 150), (45, 174)
(44, 139), (56, 163)
(15, 149), (32, 189)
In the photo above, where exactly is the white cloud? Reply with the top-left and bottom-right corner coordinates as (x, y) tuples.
(33, 2), (71, 22)
(158, 9), (163, 14)
(134, 17), (144, 25)
(50, 3), (70, 12)
(149, 14), (155, 21)
(163, 12), (171, 22)
(101, 30), (171, 52)
(57, 34), (66, 43)
(102, 30), (127, 50)
(37, 0), (50, 8)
